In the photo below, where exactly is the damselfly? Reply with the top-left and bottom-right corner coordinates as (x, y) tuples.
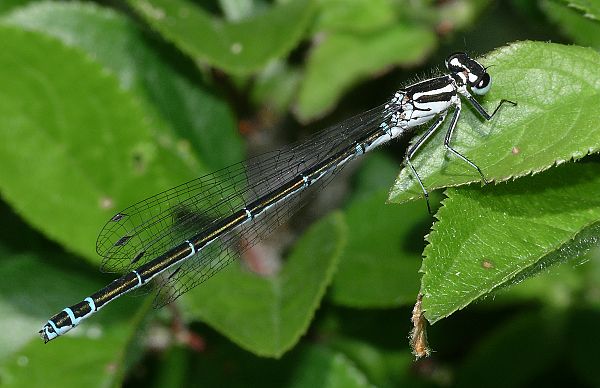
(40, 52), (515, 343)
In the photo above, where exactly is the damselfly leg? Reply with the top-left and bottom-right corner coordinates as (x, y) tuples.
(444, 97), (517, 185)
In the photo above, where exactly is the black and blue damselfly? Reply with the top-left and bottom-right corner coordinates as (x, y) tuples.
(40, 52), (515, 343)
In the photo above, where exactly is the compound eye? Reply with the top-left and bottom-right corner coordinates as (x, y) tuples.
(472, 73), (491, 95)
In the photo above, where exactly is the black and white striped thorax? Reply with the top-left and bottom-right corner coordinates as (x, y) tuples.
(389, 77), (459, 126)
(40, 51), (509, 343)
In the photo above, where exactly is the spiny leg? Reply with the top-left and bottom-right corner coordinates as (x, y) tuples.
(464, 94), (517, 120)
(444, 102), (488, 184)
(405, 112), (448, 214)
(445, 93), (517, 183)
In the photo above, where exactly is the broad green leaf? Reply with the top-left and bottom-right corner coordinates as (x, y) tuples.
(389, 42), (600, 204)
(287, 346), (371, 388)
(432, 0), (492, 30)
(330, 190), (425, 308)
(0, 25), (196, 262)
(0, 252), (147, 387)
(350, 153), (401, 202)
(298, 0), (490, 120)
(152, 345), (188, 388)
(327, 337), (416, 387)
(313, 0), (398, 33)
(296, 23), (436, 120)
(488, 261), (584, 308)
(476, 244), (600, 311)
(487, 231), (600, 308)
(559, 0), (600, 20)
(219, 0), (255, 21)
(330, 154), (428, 307)
(126, 0), (315, 75)
(251, 60), (302, 114)
(0, 0), (33, 14)
(3, 1), (243, 170)
(541, 0), (600, 49)
(313, 0), (491, 36)
(182, 213), (346, 357)
(421, 163), (600, 323)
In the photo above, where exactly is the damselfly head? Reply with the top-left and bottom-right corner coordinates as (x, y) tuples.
(445, 52), (492, 96)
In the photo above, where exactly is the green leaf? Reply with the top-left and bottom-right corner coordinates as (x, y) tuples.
(558, 0), (600, 20)
(152, 346), (188, 388)
(126, 0), (315, 75)
(287, 346), (371, 388)
(489, 261), (584, 308)
(327, 337), (416, 387)
(219, 0), (255, 21)
(251, 60), (302, 114)
(541, 0), (600, 49)
(389, 41), (600, 204)
(296, 23), (436, 120)
(2, 1), (243, 170)
(421, 163), (600, 323)
(431, 0), (493, 30)
(330, 190), (425, 308)
(313, 0), (398, 33)
(0, 25), (196, 262)
(0, 0), (33, 14)
(182, 213), (346, 357)
(349, 153), (401, 201)
(0, 252), (147, 387)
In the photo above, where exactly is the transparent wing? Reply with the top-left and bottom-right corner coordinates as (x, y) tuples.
(153, 170), (339, 307)
(96, 103), (395, 285)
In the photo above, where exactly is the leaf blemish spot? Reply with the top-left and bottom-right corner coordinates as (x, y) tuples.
(132, 151), (146, 172)
(99, 196), (115, 210)
(231, 43), (243, 54)
(512, 146), (520, 155)
(482, 260), (494, 269)
(130, 143), (156, 174)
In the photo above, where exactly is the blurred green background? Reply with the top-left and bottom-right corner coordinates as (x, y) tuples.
(1, 0), (600, 387)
